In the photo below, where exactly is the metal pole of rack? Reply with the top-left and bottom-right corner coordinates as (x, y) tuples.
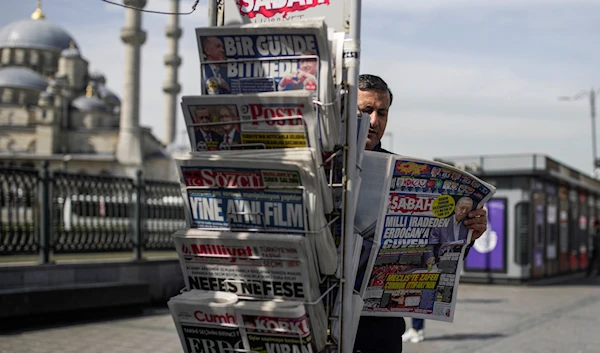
(341, 0), (361, 352)
(207, 0), (217, 26)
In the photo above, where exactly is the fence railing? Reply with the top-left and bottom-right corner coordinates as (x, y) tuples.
(0, 162), (186, 263)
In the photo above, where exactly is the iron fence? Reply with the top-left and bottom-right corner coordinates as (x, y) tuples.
(0, 162), (186, 262)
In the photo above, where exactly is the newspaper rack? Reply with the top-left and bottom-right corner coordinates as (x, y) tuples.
(167, 1), (364, 352)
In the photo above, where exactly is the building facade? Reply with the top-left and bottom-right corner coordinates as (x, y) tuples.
(0, 2), (175, 180)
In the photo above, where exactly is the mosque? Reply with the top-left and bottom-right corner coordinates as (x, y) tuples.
(0, 0), (183, 180)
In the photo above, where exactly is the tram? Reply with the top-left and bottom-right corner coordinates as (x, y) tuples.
(436, 154), (600, 283)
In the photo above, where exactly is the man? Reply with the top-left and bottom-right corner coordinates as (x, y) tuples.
(353, 74), (488, 353)
(430, 196), (474, 244)
(201, 36), (231, 94)
(193, 106), (222, 151)
(218, 106), (242, 146)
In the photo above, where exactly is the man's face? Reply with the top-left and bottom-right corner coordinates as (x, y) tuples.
(204, 37), (225, 61)
(358, 89), (390, 150)
(455, 198), (473, 222)
(195, 108), (211, 132)
(299, 58), (318, 75)
(219, 107), (237, 132)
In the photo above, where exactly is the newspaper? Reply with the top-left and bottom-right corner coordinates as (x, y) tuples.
(195, 18), (341, 151)
(222, 0), (351, 34)
(174, 149), (337, 275)
(357, 154), (496, 321)
(235, 300), (315, 353)
(167, 290), (243, 353)
(172, 229), (328, 349)
(181, 91), (321, 153)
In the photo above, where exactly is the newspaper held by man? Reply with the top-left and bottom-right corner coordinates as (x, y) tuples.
(167, 290), (243, 353)
(195, 18), (340, 151)
(181, 91), (321, 153)
(222, 0), (351, 34)
(358, 154), (496, 322)
(172, 229), (328, 349)
(174, 149), (337, 275)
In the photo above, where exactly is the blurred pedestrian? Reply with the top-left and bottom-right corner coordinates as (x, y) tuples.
(402, 318), (425, 343)
(586, 220), (600, 277)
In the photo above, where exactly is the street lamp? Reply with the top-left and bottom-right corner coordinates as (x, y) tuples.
(558, 88), (600, 177)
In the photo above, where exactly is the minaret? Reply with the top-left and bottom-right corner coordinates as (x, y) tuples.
(163, 0), (182, 146)
(116, 0), (147, 171)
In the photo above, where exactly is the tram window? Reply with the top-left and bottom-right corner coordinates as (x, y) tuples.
(515, 201), (530, 266)
(535, 224), (543, 246)
(548, 224), (557, 244)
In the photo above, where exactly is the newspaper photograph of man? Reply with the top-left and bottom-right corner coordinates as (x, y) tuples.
(192, 106), (223, 151)
(218, 105), (242, 148)
(430, 196), (476, 245)
(201, 36), (232, 94)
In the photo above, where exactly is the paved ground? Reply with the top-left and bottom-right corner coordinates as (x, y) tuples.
(1, 274), (599, 353)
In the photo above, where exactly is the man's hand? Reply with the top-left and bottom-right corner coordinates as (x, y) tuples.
(463, 207), (487, 241)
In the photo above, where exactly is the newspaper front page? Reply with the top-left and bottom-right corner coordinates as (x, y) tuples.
(168, 291), (243, 353)
(181, 92), (320, 153)
(358, 155), (496, 321)
(235, 300), (314, 353)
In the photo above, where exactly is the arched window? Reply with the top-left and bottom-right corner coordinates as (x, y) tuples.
(17, 90), (27, 106)
(1, 48), (11, 65)
(14, 49), (25, 65)
(2, 89), (14, 104)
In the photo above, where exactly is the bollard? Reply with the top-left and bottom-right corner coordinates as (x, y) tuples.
(133, 169), (144, 261)
(39, 160), (52, 264)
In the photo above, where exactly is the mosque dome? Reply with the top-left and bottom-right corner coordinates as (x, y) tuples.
(71, 95), (110, 113)
(98, 86), (121, 106)
(89, 71), (106, 85)
(0, 67), (48, 91)
(60, 43), (81, 58)
(0, 7), (78, 52)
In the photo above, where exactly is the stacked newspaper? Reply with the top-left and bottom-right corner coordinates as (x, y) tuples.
(175, 149), (337, 275)
(172, 229), (329, 349)
(194, 18), (341, 152)
(168, 291), (243, 353)
(235, 300), (315, 353)
(168, 289), (317, 353)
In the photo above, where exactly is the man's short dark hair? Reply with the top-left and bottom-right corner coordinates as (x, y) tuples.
(358, 74), (393, 106)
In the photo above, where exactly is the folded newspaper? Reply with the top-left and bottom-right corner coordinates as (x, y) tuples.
(235, 300), (315, 353)
(175, 149), (337, 275)
(195, 18), (341, 151)
(181, 91), (321, 153)
(172, 229), (328, 349)
(355, 153), (496, 322)
(168, 290), (242, 353)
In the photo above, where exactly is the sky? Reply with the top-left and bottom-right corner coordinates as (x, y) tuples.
(2, 0), (600, 176)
